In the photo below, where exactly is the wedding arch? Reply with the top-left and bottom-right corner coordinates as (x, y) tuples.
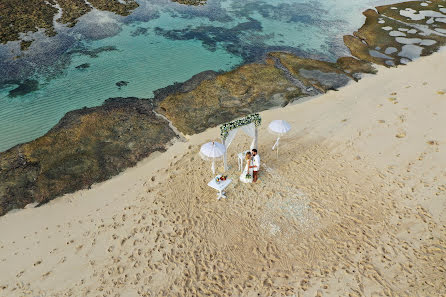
(220, 113), (262, 171)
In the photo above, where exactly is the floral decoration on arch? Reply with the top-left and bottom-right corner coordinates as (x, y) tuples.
(220, 113), (261, 140)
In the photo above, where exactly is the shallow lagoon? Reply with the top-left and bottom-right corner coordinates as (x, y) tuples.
(0, 0), (406, 151)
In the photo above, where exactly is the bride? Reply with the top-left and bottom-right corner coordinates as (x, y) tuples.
(240, 152), (254, 183)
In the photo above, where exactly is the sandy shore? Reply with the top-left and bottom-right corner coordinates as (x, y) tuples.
(1, 50), (446, 296)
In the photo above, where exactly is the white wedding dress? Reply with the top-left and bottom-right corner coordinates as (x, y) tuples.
(240, 161), (254, 183)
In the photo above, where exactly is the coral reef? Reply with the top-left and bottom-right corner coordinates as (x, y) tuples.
(0, 98), (177, 216)
(172, 0), (207, 6)
(344, 1), (446, 66)
(0, 0), (138, 48)
(55, 0), (92, 27)
(7, 80), (40, 98)
(0, 0), (58, 45)
(157, 61), (304, 135)
(270, 52), (375, 92)
(88, 0), (138, 16)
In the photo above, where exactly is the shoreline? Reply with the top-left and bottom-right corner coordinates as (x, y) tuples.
(2, 0), (445, 151)
(1, 47), (445, 295)
(4, 46), (445, 216)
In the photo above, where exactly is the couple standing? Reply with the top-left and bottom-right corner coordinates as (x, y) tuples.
(240, 149), (260, 183)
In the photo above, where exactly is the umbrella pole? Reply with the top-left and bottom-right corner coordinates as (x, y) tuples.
(254, 126), (258, 149)
(222, 138), (228, 172)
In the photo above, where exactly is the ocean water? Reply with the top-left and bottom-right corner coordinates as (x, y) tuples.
(0, 0), (402, 152)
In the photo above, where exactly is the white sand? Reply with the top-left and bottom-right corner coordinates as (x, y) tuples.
(1, 50), (446, 296)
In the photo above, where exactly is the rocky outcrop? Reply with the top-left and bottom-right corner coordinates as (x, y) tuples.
(0, 0), (58, 48)
(0, 0), (138, 49)
(155, 52), (378, 135)
(344, 1), (446, 67)
(269, 52), (376, 92)
(0, 98), (177, 216)
(153, 70), (219, 102)
(88, 0), (138, 16)
(55, 0), (92, 27)
(157, 60), (305, 135)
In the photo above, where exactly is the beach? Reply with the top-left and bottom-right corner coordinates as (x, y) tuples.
(1, 47), (445, 296)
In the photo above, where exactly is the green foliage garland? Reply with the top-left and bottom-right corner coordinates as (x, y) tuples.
(220, 113), (262, 140)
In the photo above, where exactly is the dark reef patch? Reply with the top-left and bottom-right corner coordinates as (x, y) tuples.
(231, 0), (333, 26)
(69, 45), (119, 58)
(0, 33), (79, 89)
(167, 0), (233, 23)
(75, 63), (90, 70)
(154, 18), (310, 62)
(131, 27), (150, 37)
(20, 40), (34, 51)
(116, 81), (129, 89)
(172, 0), (207, 6)
(7, 79), (40, 97)
(153, 19), (263, 53)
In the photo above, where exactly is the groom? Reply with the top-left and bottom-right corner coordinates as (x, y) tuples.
(250, 149), (260, 182)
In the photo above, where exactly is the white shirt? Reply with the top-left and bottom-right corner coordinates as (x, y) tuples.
(252, 154), (260, 171)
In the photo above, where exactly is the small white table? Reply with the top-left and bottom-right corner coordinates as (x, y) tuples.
(237, 150), (250, 172)
(208, 175), (232, 200)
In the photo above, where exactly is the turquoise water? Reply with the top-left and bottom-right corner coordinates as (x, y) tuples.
(0, 0), (401, 152)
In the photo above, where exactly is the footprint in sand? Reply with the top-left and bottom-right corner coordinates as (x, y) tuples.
(388, 97), (398, 104)
(41, 271), (51, 279)
(427, 140), (439, 146)
(396, 132), (406, 138)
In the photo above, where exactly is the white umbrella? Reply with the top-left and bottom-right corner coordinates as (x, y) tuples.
(268, 120), (291, 157)
(200, 141), (226, 174)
